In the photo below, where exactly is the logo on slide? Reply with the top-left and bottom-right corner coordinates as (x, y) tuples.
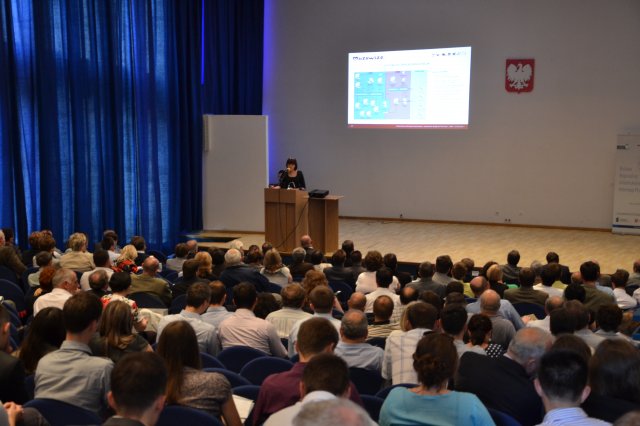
(505, 59), (534, 93)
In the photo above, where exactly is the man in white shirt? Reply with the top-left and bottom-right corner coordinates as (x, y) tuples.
(33, 268), (79, 316)
(355, 251), (399, 294)
(610, 269), (637, 310)
(264, 353), (350, 426)
(527, 296), (564, 333)
(200, 281), (233, 329)
(382, 302), (438, 385)
(266, 283), (312, 338)
(334, 310), (384, 371)
(79, 250), (114, 291)
(218, 282), (287, 357)
(364, 267), (401, 324)
(533, 264), (565, 298)
(156, 282), (220, 355)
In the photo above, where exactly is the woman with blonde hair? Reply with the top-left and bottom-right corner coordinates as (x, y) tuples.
(90, 300), (151, 363)
(260, 249), (292, 287)
(114, 244), (139, 273)
(194, 251), (216, 280)
(486, 263), (508, 298)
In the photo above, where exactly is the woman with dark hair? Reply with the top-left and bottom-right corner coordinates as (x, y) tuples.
(355, 250), (400, 294)
(466, 313), (505, 358)
(90, 301), (151, 363)
(277, 157), (306, 190)
(17, 307), (65, 374)
(379, 333), (494, 426)
(157, 321), (242, 425)
(209, 248), (226, 278)
(260, 249), (292, 287)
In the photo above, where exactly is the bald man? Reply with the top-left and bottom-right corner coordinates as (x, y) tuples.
(129, 256), (172, 306)
(466, 276), (526, 330)
(334, 310), (384, 371)
(347, 292), (366, 311)
(480, 289), (516, 349)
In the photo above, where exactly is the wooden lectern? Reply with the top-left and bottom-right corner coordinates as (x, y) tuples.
(308, 195), (343, 253)
(264, 188), (309, 252)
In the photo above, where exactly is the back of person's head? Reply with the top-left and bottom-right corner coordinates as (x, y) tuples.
(541, 263), (560, 286)
(589, 339), (640, 403)
(419, 290), (443, 314)
(580, 261), (600, 282)
(63, 291), (102, 333)
(309, 250), (324, 266)
(254, 292), (280, 319)
(330, 249), (346, 267)
(350, 250), (362, 265)
(281, 283), (306, 309)
(451, 262), (467, 281)
(546, 251), (560, 264)
(375, 267), (393, 288)
(296, 317), (339, 357)
(18, 307), (65, 373)
(233, 282), (257, 309)
(340, 310), (368, 340)
(246, 249), (264, 266)
(309, 285), (334, 313)
(38, 266), (56, 293)
(130, 236), (146, 251)
(413, 333), (457, 388)
(544, 296), (564, 315)
(383, 253), (398, 271)
(210, 248), (226, 266)
(537, 349), (589, 404)
(157, 320), (201, 404)
(373, 295), (394, 321)
(467, 314), (492, 346)
(518, 267), (535, 288)
(68, 232), (87, 252)
(507, 328), (553, 374)
(440, 304), (467, 336)
(261, 242), (273, 255)
(610, 269), (629, 289)
(224, 248), (243, 265)
(565, 300), (590, 330)
(301, 270), (328, 294)
(435, 255), (453, 274)
(208, 281), (227, 305)
(406, 302), (438, 330)
(469, 276), (489, 297)
(564, 283), (586, 303)
(142, 256), (160, 274)
(302, 353), (349, 396)
(341, 240), (354, 254)
(461, 257), (475, 274)
(28, 231), (43, 250)
(596, 303), (623, 333)
(291, 247), (306, 263)
(486, 264), (503, 284)
(479, 289), (501, 314)
(363, 250), (383, 272)
(550, 307), (578, 336)
(445, 292), (466, 306)
(174, 243), (189, 258)
(292, 398), (371, 426)
(109, 352), (167, 418)
(109, 272), (132, 293)
(93, 250), (110, 268)
(479, 261), (498, 278)
(399, 286), (418, 305)
(52, 268), (76, 289)
(99, 300), (133, 345)
(103, 230), (118, 243)
(550, 334), (591, 365)
(418, 261), (435, 278)
(89, 269), (109, 292)
(186, 282), (211, 308)
(181, 259), (200, 280)
(529, 260), (542, 279)
(35, 251), (53, 268)
(445, 281), (464, 295)
(348, 292), (366, 311)
(507, 250), (520, 266)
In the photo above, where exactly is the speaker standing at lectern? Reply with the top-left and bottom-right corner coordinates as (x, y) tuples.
(276, 157), (306, 190)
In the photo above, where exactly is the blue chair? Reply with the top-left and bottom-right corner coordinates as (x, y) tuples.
(349, 367), (383, 395)
(239, 357), (293, 385)
(265, 282), (283, 294)
(513, 302), (546, 319)
(24, 374), (35, 401)
(157, 405), (222, 426)
(0, 266), (19, 285)
(24, 398), (102, 426)
(232, 384), (261, 401)
(328, 280), (353, 304)
(149, 250), (168, 264)
(21, 266), (38, 293)
(203, 368), (252, 388)
(169, 294), (187, 314)
(360, 395), (384, 422)
(128, 292), (167, 309)
(200, 352), (226, 369)
(217, 346), (269, 373)
(488, 407), (522, 426)
(366, 337), (386, 350)
(0, 279), (27, 317)
(626, 284), (639, 297)
(160, 269), (179, 283)
(375, 383), (416, 399)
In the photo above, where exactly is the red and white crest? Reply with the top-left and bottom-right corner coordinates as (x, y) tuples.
(505, 59), (534, 93)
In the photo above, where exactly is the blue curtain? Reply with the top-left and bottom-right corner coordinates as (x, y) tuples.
(0, 0), (263, 251)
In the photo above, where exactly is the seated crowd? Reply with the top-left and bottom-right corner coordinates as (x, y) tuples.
(0, 228), (640, 425)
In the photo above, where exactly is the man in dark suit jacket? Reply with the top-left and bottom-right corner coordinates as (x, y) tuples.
(0, 304), (29, 404)
(323, 250), (355, 286)
(219, 249), (268, 292)
(456, 327), (553, 426)
(546, 251), (571, 284)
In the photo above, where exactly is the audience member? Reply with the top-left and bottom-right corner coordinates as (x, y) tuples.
(347, 292), (366, 311)
(79, 250), (114, 291)
(323, 249), (354, 286)
(288, 247), (314, 279)
(289, 285), (341, 357)
(367, 295), (400, 338)
(610, 269), (637, 310)
(466, 276), (525, 330)
(200, 280), (233, 328)
(396, 286), (418, 321)
(101, 272), (148, 333)
(527, 296), (564, 333)
(486, 264), (508, 298)
(534, 263), (565, 298)
(456, 327), (553, 426)
(565, 300), (605, 350)
(261, 249), (293, 287)
(210, 248), (226, 278)
(88, 269), (111, 299)
(59, 232), (94, 272)
(479, 289), (515, 349)
(466, 313), (505, 358)
(341, 240), (355, 267)
(300, 235), (314, 260)
(334, 310), (384, 371)
(218, 282), (287, 356)
(407, 261), (444, 298)
(501, 249), (521, 284)
(166, 243), (189, 272)
(309, 250), (331, 272)
(27, 251), (52, 288)
(35, 292), (114, 417)
(383, 253), (412, 287)
(266, 283), (312, 338)
(16, 307), (65, 375)
(441, 304), (483, 358)
(254, 292), (281, 319)
(0, 234), (26, 280)
(432, 255), (456, 287)
(171, 259), (208, 298)
(504, 267), (548, 306)
(356, 250), (399, 294)
(194, 251), (216, 281)
(580, 261), (616, 314)
(0, 304), (29, 404)
(348, 250), (366, 282)
(546, 251), (572, 285)
(104, 352), (167, 426)
(219, 248), (269, 291)
(129, 256), (172, 306)
(33, 268), (78, 316)
(292, 398), (371, 426)
(130, 236), (148, 266)
(364, 267), (401, 322)
(114, 244), (139, 274)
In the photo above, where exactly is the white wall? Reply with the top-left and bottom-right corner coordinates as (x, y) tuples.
(263, 0), (640, 228)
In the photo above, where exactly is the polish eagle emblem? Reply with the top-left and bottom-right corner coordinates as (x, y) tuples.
(505, 59), (535, 93)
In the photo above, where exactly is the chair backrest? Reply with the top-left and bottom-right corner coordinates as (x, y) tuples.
(156, 405), (222, 426)
(200, 352), (226, 369)
(0, 265), (19, 285)
(360, 395), (384, 422)
(265, 282), (283, 294)
(203, 368), (252, 388)
(232, 384), (261, 401)
(512, 302), (546, 319)
(375, 383), (417, 399)
(24, 374), (35, 401)
(626, 284), (639, 297)
(128, 292), (167, 309)
(149, 250), (168, 264)
(239, 357), (293, 385)
(23, 398), (102, 426)
(365, 337), (387, 350)
(159, 268), (179, 281)
(348, 367), (383, 396)
(217, 346), (269, 373)
(0, 278), (27, 315)
(169, 294), (187, 314)
(328, 280), (353, 303)
(487, 407), (523, 426)
(21, 266), (39, 293)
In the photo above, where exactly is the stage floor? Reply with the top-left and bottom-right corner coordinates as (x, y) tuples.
(193, 218), (639, 274)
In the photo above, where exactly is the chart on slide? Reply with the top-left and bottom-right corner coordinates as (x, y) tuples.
(353, 70), (425, 121)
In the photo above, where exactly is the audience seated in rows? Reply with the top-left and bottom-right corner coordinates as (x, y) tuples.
(466, 276), (525, 330)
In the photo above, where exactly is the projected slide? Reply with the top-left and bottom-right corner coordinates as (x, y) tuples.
(348, 47), (471, 129)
